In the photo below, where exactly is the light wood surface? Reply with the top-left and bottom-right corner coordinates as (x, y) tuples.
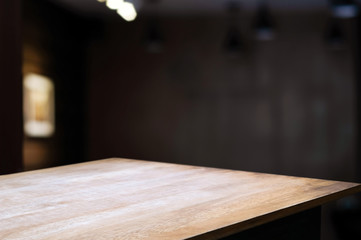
(1, 158), (360, 240)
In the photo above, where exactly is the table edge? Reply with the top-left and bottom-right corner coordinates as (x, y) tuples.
(186, 184), (361, 240)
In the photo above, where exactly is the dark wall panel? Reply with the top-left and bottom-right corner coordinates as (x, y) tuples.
(0, 0), (23, 174)
(88, 13), (357, 182)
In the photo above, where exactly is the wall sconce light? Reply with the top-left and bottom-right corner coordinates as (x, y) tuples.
(23, 73), (55, 138)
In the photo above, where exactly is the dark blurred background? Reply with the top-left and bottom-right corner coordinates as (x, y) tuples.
(1, 0), (361, 239)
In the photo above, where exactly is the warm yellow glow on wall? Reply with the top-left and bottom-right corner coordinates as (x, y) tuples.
(23, 73), (55, 137)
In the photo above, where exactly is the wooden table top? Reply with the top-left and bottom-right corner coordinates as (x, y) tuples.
(1, 158), (360, 240)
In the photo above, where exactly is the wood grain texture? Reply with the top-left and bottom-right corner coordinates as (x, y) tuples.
(0, 158), (360, 240)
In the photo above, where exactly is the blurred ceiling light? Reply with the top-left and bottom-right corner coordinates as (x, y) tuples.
(325, 18), (344, 49)
(143, 20), (164, 53)
(102, 0), (138, 21)
(106, 0), (124, 10)
(331, 0), (358, 18)
(254, 1), (275, 41)
(224, 1), (243, 57)
(224, 26), (243, 55)
(117, 1), (137, 21)
(23, 73), (55, 138)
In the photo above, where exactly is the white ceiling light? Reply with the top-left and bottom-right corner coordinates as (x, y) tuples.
(102, 0), (138, 21)
(106, 0), (124, 10)
(117, 2), (137, 21)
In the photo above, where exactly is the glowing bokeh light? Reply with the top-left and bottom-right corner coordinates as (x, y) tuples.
(23, 73), (55, 137)
(117, 2), (137, 21)
(106, 0), (124, 10)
